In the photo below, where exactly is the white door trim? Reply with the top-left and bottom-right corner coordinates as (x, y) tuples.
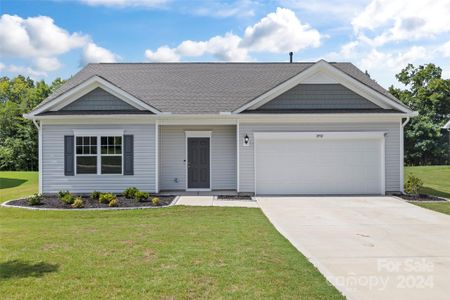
(185, 131), (212, 191)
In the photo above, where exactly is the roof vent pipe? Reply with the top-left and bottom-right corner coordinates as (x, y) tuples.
(289, 52), (293, 63)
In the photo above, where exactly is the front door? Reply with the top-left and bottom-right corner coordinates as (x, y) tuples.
(187, 138), (210, 189)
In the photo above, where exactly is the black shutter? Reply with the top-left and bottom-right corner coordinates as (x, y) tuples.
(124, 135), (134, 175)
(64, 135), (74, 176)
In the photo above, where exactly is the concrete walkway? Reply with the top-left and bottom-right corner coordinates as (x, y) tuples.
(257, 196), (450, 300)
(176, 196), (259, 208)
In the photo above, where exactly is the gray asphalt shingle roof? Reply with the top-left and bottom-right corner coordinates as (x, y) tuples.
(36, 62), (403, 114)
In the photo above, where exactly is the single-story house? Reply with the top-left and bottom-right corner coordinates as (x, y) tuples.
(25, 60), (417, 195)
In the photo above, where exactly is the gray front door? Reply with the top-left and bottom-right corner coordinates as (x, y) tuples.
(187, 138), (210, 189)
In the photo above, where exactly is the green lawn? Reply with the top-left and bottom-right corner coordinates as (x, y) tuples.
(405, 165), (450, 199)
(0, 172), (342, 300)
(0, 171), (38, 203)
(405, 166), (450, 216)
(411, 202), (450, 215)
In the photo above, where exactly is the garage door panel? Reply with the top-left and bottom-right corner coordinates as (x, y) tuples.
(255, 135), (383, 195)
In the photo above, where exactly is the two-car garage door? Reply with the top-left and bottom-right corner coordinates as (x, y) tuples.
(254, 132), (385, 195)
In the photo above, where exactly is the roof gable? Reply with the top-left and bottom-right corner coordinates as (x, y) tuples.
(236, 60), (414, 114)
(61, 87), (139, 111)
(255, 84), (382, 111)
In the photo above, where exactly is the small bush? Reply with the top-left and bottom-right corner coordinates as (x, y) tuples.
(134, 191), (149, 202)
(61, 193), (75, 205)
(99, 193), (116, 204)
(152, 197), (160, 206)
(27, 193), (43, 206)
(404, 174), (424, 194)
(71, 197), (84, 208)
(108, 198), (119, 207)
(124, 187), (139, 199)
(91, 191), (101, 200)
(58, 190), (70, 199)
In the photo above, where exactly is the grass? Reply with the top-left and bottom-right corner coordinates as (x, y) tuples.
(0, 171), (38, 203)
(405, 165), (450, 199)
(0, 171), (342, 299)
(411, 202), (450, 215)
(405, 166), (450, 216)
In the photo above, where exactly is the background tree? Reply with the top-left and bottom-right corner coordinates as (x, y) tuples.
(0, 76), (64, 171)
(390, 64), (450, 165)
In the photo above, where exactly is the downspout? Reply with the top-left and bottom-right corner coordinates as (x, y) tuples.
(400, 117), (410, 193)
(31, 118), (43, 194)
(402, 117), (410, 127)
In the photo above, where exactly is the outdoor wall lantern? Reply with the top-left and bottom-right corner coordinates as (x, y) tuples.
(243, 134), (250, 146)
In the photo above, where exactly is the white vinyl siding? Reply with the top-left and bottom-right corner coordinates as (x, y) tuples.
(238, 122), (401, 193)
(41, 124), (155, 193)
(159, 125), (236, 190)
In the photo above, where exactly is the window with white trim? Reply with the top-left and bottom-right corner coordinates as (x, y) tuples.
(76, 136), (97, 174)
(75, 135), (122, 175)
(101, 136), (122, 174)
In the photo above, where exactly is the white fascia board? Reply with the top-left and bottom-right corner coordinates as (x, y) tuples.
(28, 76), (161, 116)
(254, 131), (386, 140)
(233, 60), (414, 114)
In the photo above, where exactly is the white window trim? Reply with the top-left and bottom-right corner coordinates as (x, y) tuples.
(73, 129), (124, 176)
(185, 131), (212, 191)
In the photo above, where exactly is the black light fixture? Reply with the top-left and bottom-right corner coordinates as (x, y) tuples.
(244, 134), (250, 146)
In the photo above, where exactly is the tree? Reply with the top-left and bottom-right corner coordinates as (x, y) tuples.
(389, 64), (450, 165)
(0, 76), (65, 171)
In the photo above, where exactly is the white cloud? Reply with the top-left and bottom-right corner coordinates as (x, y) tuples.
(0, 62), (4, 71)
(0, 14), (86, 58)
(145, 46), (180, 62)
(0, 14), (118, 75)
(80, 0), (168, 8)
(439, 41), (450, 57)
(360, 46), (429, 73)
(352, 0), (450, 46)
(5, 64), (48, 78)
(145, 7), (321, 62)
(81, 42), (119, 64)
(33, 57), (62, 72)
(241, 7), (321, 53)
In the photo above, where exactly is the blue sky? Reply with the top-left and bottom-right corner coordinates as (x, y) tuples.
(1, 0), (449, 88)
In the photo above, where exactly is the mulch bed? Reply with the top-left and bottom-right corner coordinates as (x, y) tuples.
(394, 193), (448, 202)
(217, 195), (254, 201)
(7, 194), (176, 209)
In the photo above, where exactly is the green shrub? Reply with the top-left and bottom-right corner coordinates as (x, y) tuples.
(91, 191), (101, 200)
(58, 190), (70, 199)
(108, 198), (119, 207)
(123, 187), (139, 199)
(134, 191), (149, 202)
(99, 193), (116, 204)
(61, 193), (75, 205)
(152, 197), (160, 206)
(71, 197), (84, 208)
(404, 174), (424, 194)
(27, 193), (43, 206)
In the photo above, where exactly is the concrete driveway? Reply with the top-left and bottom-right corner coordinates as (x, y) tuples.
(257, 196), (450, 300)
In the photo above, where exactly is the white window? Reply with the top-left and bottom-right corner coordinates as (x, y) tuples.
(75, 133), (123, 175)
(100, 136), (122, 174)
(76, 136), (97, 174)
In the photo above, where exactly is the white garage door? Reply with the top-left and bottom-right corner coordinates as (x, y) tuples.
(254, 132), (385, 195)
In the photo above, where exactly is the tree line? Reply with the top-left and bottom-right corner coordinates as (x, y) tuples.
(0, 64), (449, 171)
